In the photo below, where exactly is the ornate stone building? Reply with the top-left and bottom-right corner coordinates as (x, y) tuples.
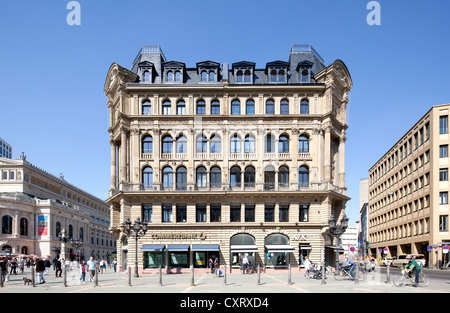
(105, 44), (352, 272)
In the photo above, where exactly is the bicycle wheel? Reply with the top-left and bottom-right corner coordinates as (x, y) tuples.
(357, 271), (365, 281)
(393, 274), (406, 287)
(334, 270), (344, 281)
(418, 274), (429, 287)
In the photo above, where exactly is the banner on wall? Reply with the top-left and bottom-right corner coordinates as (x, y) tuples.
(38, 216), (48, 235)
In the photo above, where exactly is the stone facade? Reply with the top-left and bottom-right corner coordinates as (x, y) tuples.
(104, 44), (353, 273)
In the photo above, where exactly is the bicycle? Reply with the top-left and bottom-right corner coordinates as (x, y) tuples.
(334, 265), (364, 281)
(392, 267), (429, 287)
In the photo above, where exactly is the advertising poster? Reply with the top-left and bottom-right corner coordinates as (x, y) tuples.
(38, 216), (48, 236)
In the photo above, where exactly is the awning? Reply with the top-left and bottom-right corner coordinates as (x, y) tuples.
(191, 245), (220, 251)
(230, 245), (258, 252)
(265, 245), (295, 253)
(141, 245), (165, 252)
(166, 245), (190, 252)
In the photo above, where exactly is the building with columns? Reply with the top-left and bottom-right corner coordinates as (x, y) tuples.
(0, 155), (115, 261)
(105, 44), (352, 273)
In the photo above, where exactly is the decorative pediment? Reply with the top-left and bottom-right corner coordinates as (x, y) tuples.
(162, 61), (186, 69)
(296, 60), (314, 71)
(232, 61), (255, 69)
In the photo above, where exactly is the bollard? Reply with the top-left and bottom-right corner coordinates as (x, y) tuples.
(321, 263), (326, 285)
(385, 263), (390, 283)
(355, 256), (360, 285)
(320, 247), (326, 285)
(128, 266), (132, 286)
(190, 265), (195, 286)
(95, 266), (99, 287)
(63, 267), (67, 287)
(288, 264), (292, 285)
(223, 265), (227, 286)
(159, 265), (163, 286)
(257, 264), (261, 285)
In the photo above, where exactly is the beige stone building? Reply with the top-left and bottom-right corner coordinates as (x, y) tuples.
(104, 44), (353, 273)
(368, 104), (450, 267)
(0, 156), (115, 261)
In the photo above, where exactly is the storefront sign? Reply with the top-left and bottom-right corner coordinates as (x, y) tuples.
(291, 234), (309, 241)
(149, 232), (207, 240)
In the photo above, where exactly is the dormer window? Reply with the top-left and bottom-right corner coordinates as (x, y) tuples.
(266, 61), (289, 84)
(197, 61), (220, 83)
(232, 61), (255, 84)
(138, 61), (154, 83)
(296, 60), (314, 83)
(163, 61), (186, 83)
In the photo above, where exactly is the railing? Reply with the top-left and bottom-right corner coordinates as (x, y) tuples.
(112, 181), (346, 195)
(149, 152), (310, 161)
(132, 44), (167, 67)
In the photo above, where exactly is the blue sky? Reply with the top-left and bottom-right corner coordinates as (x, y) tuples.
(1, 0), (449, 224)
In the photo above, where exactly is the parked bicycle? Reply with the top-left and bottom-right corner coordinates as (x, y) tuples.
(392, 267), (429, 287)
(334, 266), (364, 281)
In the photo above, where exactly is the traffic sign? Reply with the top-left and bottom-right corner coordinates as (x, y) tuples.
(350, 246), (355, 252)
(427, 246), (432, 252)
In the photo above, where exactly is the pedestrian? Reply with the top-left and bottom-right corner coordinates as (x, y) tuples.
(9, 258), (17, 275)
(44, 256), (51, 275)
(80, 260), (86, 283)
(113, 258), (117, 272)
(35, 257), (46, 284)
(100, 258), (107, 273)
(0, 257), (8, 285)
(303, 256), (312, 279)
(242, 254), (249, 274)
(87, 257), (96, 282)
(55, 258), (62, 277)
(214, 257), (219, 277)
(52, 257), (57, 271)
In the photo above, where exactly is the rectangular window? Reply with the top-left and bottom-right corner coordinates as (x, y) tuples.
(142, 204), (152, 223)
(176, 204), (187, 223)
(264, 205), (274, 222)
(162, 204), (172, 223)
(440, 215), (448, 231)
(299, 205), (309, 222)
(196, 204), (207, 222)
(440, 145), (448, 158)
(230, 205), (241, 222)
(440, 192), (448, 205)
(279, 205), (289, 222)
(440, 168), (448, 181)
(210, 204), (221, 222)
(440, 116), (448, 134)
(245, 205), (255, 222)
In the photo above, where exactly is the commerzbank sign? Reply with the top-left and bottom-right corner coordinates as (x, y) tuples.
(149, 232), (207, 240)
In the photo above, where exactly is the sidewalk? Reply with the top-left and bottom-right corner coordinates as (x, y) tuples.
(0, 268), (448, 294)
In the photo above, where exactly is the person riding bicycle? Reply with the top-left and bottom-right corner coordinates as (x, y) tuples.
(404, 255), (421, 287)
(342, 255), (356, 278)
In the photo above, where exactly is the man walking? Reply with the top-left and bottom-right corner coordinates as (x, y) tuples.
(87, 256), (96, 282)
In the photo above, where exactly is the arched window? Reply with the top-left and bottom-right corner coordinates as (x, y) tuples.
(196, 166), (207, 188)
(279, 134), (289, 153)
(176, 100), (186, 115)
(236, 70), (243, 83)
(176, 135), (187, 153)
(79, 227), (84, 241)
(2, 215), (12, 234)
(246, 99), (255, 115)
(167, 71), (174, 82)
(143, 71), (150, 82)
(210, 135), (221, 153)
(56, 221), (61, 237)
(265, 233), (289, 245)
(244, 70), (251, 82)
(162, 100), (172, 115)
(201, 70), (208, 82)
(299, 166), (309, 187)
(20, 218), (28, 236)
(68, 225), (73, 238)
(265, 134), (275, 153)
(196, 134), (207, 153)
(210, 166), (221, 188)
(266, 99), (275, 114)
(230, 233), (255, 245)
(278, 70), (285, 82)
(278, 166), (289, 187)
(244, 166), (255, 187)
(300, 99), (309, 115)
(209, 71), (215, 82)
(142, 135), (153, 153)
(230, 134), (241, 153)
(142, 167), (153, 188)
(162, 166), (173, 189)
(270, 70), (277, 82)
(175, 71), (182, 82)
(211, 100), (220, 115)
(142, 100), (151, 115)
(244, 135), (255, 153)
(264, 165), (275, 190)
(301, 70), (309, 82)
(196, 99), (206, 115)
(162, 135), (173, 154)
(280, 99), (289, 114)
(231, 99), (240, 115)
(176, 166), (187, 190)
(230, 166), (241, 187)
(299, 135), (309, 152)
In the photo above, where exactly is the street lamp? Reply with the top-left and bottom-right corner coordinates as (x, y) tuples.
(58, 229), (69, 261)
(123, 217), (148, 277)
(328, 214), (349, 271)
(70, 238), (83, 263)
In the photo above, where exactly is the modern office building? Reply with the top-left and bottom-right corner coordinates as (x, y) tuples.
(0, 138), (12, 159)
(368, 104), (450, 266)
(0, 155), (115, 261)
(104, 44), (353, 273)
